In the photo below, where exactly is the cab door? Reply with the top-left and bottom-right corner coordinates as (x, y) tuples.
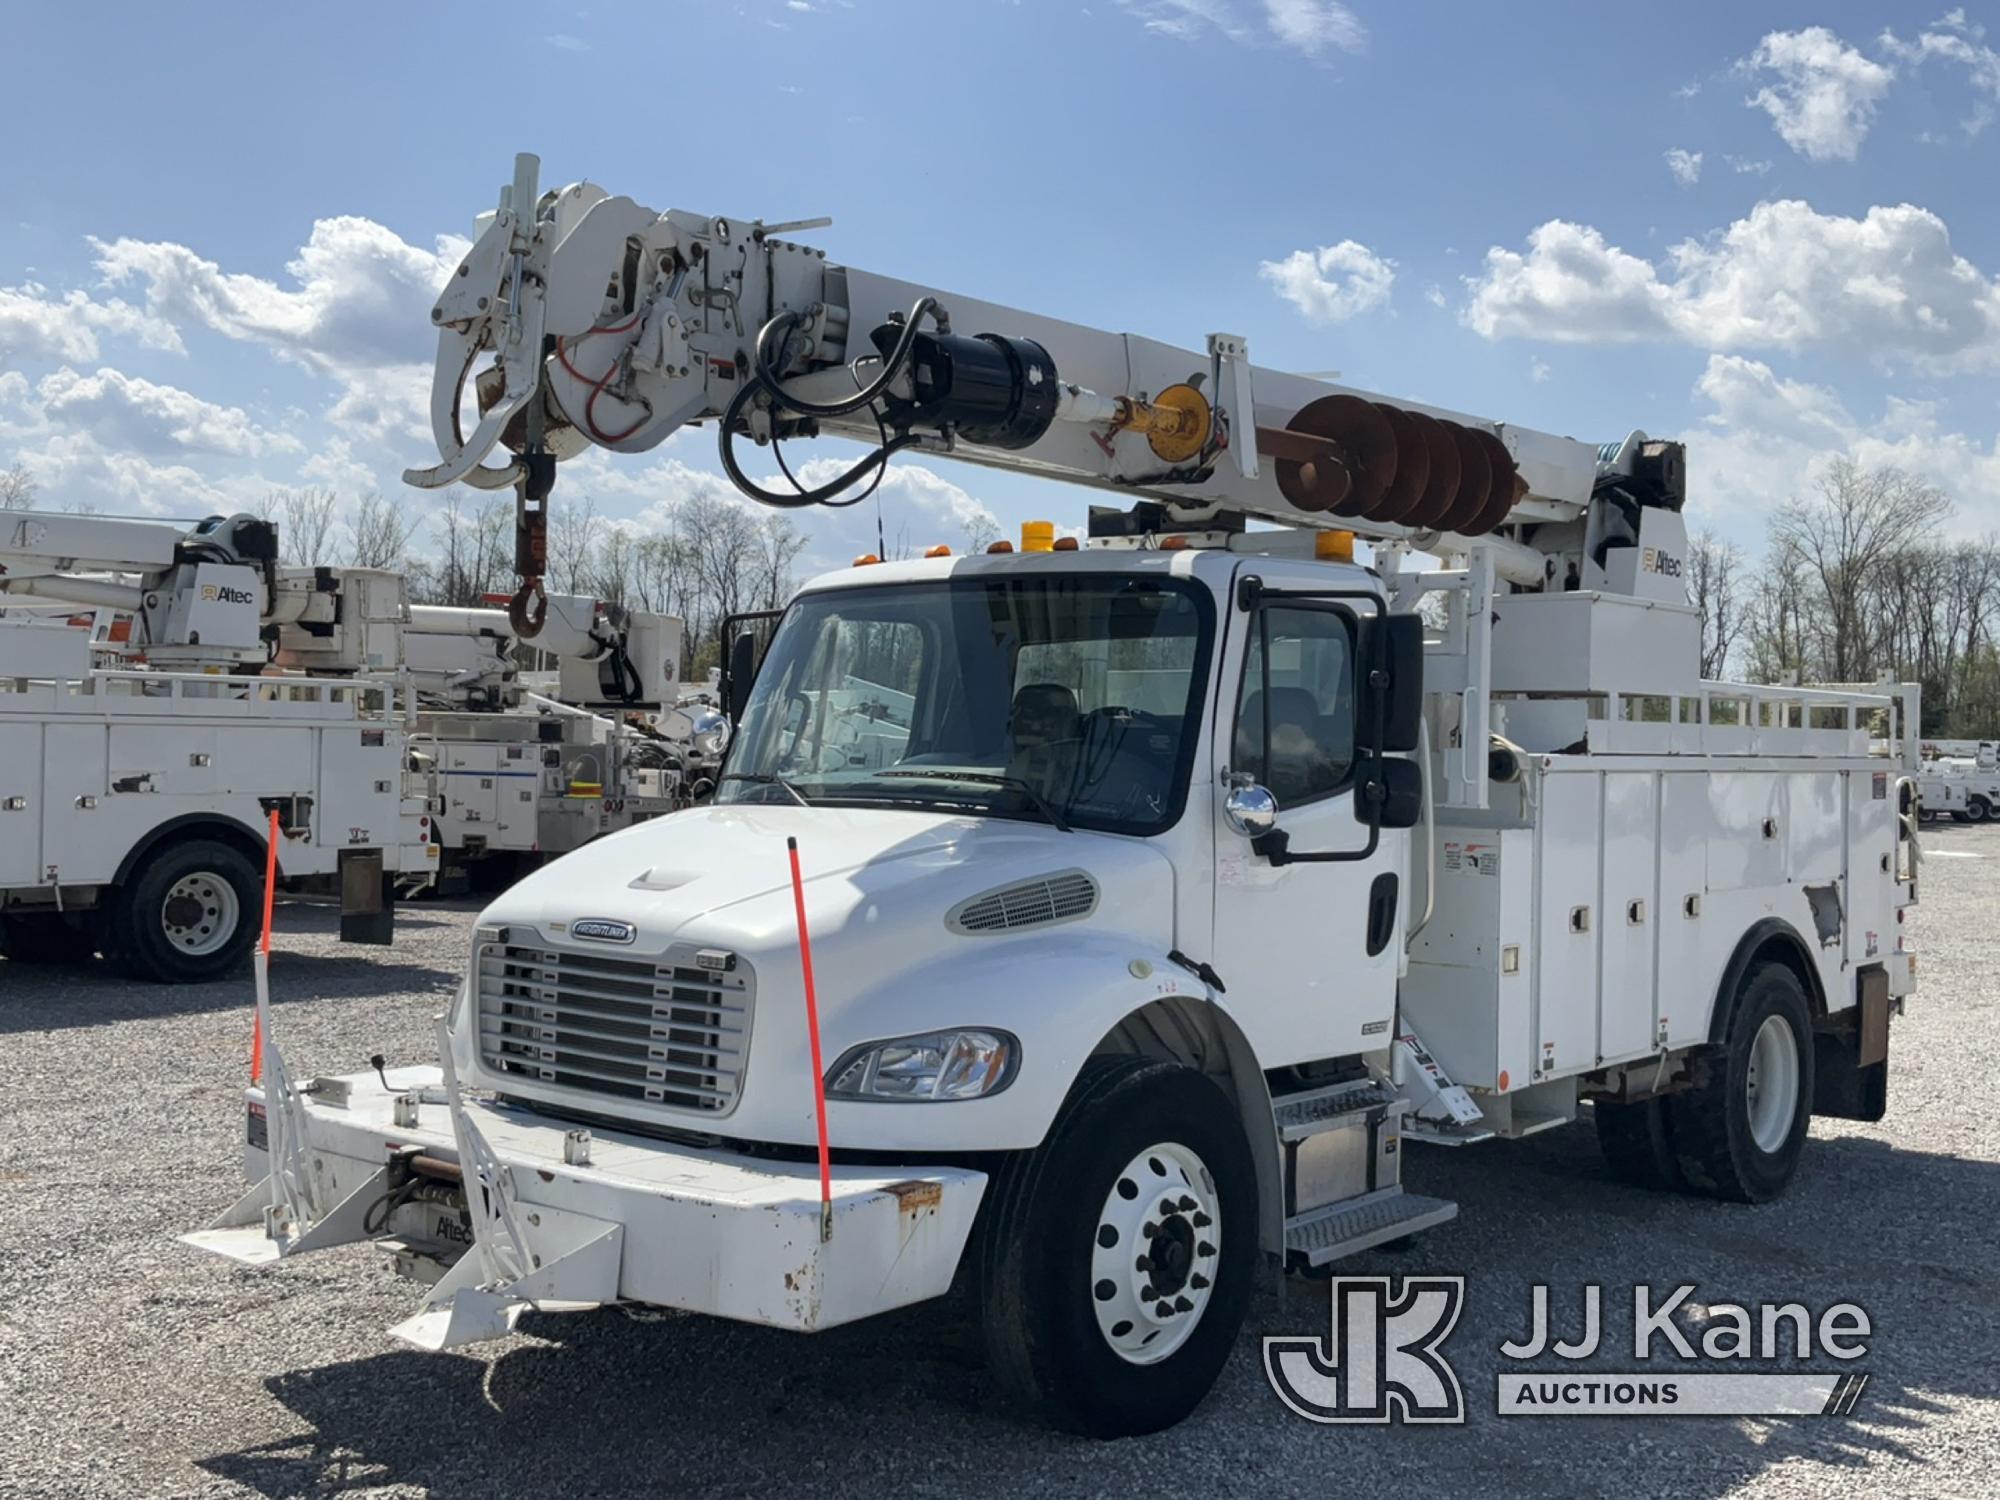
(1209, 579), (1405, 1065)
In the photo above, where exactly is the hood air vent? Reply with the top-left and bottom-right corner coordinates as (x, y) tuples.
(948, 870), (1099, 935)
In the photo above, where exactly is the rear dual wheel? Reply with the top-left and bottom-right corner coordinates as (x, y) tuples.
(1597, 962), (1813, 1203)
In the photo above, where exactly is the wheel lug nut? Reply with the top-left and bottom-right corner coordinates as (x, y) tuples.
(1160, 1199), (1178, 1217)
(1192, 1212), (1212, 1228)
(1143, 1221), (1159, 1237)
(1177, 1196), (1196, 1211)
(1155, 1301), (1175, 1319)
(1198, 1241), (1215, 1257)
(1135, 1255), (1152, 1273)
(1140, 1285), (1156, 1300)
(1191, 1273), (1210, 1290)
(1174, 1295), (1193, 1312)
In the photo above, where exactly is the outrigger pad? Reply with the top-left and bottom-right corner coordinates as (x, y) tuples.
(181, 1163), (393, 1266)
(388, 1207), (623, 1352)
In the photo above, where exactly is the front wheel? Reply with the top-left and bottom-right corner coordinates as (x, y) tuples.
(110, 838), (261, 983)
(1970, 797), (1992, 823)
(978, 1055), (1257, 1437)
(1669, 962), (1814, 1203)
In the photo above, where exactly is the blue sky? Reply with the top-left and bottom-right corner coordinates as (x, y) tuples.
(4, 1), (1998, 572)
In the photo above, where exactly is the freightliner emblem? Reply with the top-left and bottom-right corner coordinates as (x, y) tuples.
(571, 918), (637, 944)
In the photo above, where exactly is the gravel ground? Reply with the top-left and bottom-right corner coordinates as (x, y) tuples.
(3, 828), (1998, 1500)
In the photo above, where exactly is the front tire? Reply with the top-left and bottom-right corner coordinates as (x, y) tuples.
(110, 838), (260, 983)
(1669, 962), (1814, 1203)
(978, 1055), (1257, 1437)
(1970, 797), (1992, 823)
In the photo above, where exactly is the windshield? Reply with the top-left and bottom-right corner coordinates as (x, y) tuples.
(718, 573), (1214, 836)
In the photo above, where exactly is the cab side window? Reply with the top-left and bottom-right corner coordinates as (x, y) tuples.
(1232, 605), (1357, 806)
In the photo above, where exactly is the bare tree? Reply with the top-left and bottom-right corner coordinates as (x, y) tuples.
(547, 493), (604, 598)
(592, 524), (638, 608)
(1768, 461), (1951, 683)
(961, 508), (1002, 553)
(752, 513), (808, 611)
(268, 486), (340, 567)
(0, 463), (36, 511)
(347, 490), (421, 570)
(1685, 528), (1742, 679)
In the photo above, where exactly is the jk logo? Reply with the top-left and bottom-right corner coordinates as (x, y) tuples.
(1264, 1276), (1466, 1424)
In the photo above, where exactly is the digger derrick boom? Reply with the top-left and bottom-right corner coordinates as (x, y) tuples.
(405, 155), (1641, 625)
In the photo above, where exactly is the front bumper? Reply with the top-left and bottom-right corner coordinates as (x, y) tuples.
(184, 1064), (986, 1347)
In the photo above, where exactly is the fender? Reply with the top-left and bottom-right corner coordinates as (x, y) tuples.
(807, 932), (1223, 1155)
(110, 811), (281, 889)
(1706, 916), (1826, 1045)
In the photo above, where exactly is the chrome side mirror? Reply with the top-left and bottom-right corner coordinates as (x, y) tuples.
(1223, 782), (1279, 838)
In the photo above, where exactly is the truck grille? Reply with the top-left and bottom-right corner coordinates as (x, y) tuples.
(475, 938), (751, 1114)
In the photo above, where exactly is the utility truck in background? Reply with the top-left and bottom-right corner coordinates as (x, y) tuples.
(0, 512), (435, 981)
(272, 573), (705, 891)
(187, 157), (1921, 1436)
(1913, 740), (2000, 823)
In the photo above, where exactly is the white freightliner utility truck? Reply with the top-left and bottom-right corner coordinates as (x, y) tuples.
(186, 157), (1920, 1435)
(0, 512), (435, 981)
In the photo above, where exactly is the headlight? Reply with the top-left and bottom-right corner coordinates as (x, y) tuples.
(826, 1029), (1018, 1102)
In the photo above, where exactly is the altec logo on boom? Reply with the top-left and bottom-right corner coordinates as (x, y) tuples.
(1265, 1279), (1873, 1422)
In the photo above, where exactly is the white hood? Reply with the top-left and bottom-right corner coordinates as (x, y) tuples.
(466, 803), (1180, 1142)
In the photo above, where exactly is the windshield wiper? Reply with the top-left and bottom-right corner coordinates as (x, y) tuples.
(719, 771), (812, 807)
(875, 769), (1071, 833)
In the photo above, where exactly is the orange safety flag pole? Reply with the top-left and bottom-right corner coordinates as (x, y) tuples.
(250, 807), (280, 1085)
(785, 836), (834, 1241)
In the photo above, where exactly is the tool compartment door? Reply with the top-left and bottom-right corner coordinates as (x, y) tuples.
(1657, 773), (1710, 1050)
(1846, 768), (1895, 972)
(1596, 771), (1659, 1064)
(1532, 770), (1600, 1078)
(38, 724), (111, 886)
(312, 728), (402, 862)
(0, 723), (43, 885)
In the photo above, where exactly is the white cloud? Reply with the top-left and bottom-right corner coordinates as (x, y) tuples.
(1462, 220), (1677, 344)
(545, 33), (589, 50)
(1724, 154), (1773, 175)
(1261, 1), (1365, 57)
(1689, 352), (2000, 533)
(1259, 241), (1395, 324)
(1461, 200), (2000, 371)
(0, 282), (182, 363)
(1423, 283), (1446, 309)
(85, 215), (472, 467)
(1674, 79), (1703, 100)
(34, 366), (299, 458)
(1882, 13), (2000, 136)
(1528, 358), (1551, 384)
(1740, 27), (1894, 161)
(0, 424), (261, 518)
(1116, 0), (1363, 57)
(1664, 148), (1703, 186)
(92, 217), (466, 380)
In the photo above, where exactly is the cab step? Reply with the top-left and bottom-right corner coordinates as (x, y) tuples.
(1270, 1079), (1399, 1141)
(1401, 1117), (1498, 1147)
(1284, 1187), (1458, 1266)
